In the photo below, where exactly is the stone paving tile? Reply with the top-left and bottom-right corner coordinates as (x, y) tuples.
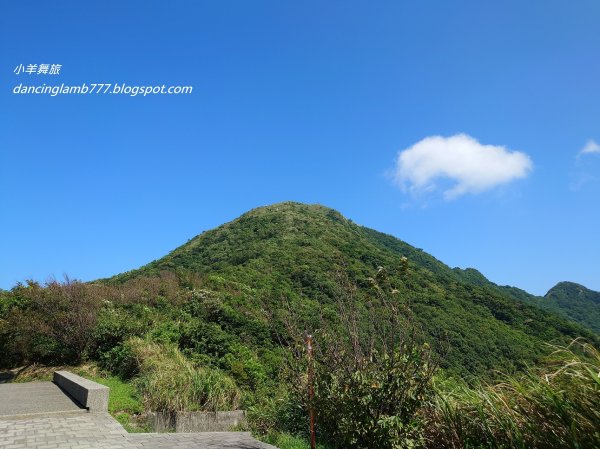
(0, 413), (277, 449)
(128, 432), (276, 449)
(0, 413), (128, 449)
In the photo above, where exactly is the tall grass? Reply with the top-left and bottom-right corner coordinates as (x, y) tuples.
(127, 337), (240, 413)
(426, 340), (600, 449)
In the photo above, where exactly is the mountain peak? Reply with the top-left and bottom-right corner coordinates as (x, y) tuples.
(546, 281), (599, 301)
(541, 281), (600, 334)
(239, 201), (348, 222)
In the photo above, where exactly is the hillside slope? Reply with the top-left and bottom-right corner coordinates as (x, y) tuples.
(532, 282), (600, 334)
(451, 268), (600, 335)
(109, 202), (595, 376)
(451, 268), (600, 336)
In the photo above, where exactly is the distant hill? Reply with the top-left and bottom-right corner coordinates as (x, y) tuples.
(452, 268), (600, 336)
(107, 202), (596, 376)
(530, 282), (600, 335)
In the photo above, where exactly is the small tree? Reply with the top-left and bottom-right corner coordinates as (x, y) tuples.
(287, 262), (437, 449)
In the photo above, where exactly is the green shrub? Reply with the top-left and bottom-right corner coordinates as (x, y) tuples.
(246, 387), (307, 436)
(284, 268), (437, 449)
(223, 343), (267, 390)
(91, 307), (151, 376)
(178, 319), (233, 362)
(310, 342), (434, 449)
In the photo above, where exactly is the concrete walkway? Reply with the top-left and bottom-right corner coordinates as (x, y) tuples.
(0, 381), (277, 449)
(0, 382), (83, 417)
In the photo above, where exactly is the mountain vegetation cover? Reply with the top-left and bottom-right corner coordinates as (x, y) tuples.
(536, 281), (600, 334)
(0, 202), (598, 448)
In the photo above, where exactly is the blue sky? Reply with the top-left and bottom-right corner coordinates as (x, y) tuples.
(1, 1), (599, 295)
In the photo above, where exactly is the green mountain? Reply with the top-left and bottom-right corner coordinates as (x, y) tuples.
(451, 267), (600, 335)
(2, 201), (597, 448)
(450, 265), (600, 335)
(107, 202), (595, 376)
(528, 282), (600, 334)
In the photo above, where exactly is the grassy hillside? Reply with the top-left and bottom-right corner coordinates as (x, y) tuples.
(105, 202), (594, 376)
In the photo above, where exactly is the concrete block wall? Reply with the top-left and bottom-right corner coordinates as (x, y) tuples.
(53, 371), (109, 412)
(150, 410), (247, 432)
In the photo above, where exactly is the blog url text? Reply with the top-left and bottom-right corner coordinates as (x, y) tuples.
(13, 83), (193, 97)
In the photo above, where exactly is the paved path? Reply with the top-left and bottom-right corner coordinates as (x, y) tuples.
(0, 412), (277, 449)
(0, 382), (83, 417)
(0, 381), (277, 449)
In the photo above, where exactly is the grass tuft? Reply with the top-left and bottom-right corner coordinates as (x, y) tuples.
(127, 337), (241, 413)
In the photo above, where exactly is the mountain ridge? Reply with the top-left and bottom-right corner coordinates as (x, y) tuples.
(111, 202), (597, 312)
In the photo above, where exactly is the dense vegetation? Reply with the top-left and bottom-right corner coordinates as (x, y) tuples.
(108, 202), (596, 376)
(450, 268), (600, 336)
(0, 202), (598, 448)
(534, 282), (600, 334)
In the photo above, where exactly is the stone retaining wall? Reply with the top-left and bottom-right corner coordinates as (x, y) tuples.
(150, 410), (246, 432)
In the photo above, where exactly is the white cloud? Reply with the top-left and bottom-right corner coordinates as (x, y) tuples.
(394, 134), (533, 200)
(579, 139), (600, 156)
(571, 139), (600, 190)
